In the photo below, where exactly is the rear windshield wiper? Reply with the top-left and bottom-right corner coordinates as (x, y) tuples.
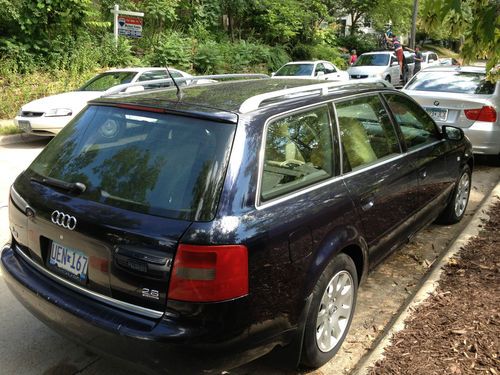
(31, 176), (86, 194)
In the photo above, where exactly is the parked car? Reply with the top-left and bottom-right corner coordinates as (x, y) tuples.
(421, 51), (440, 69)
(2, 76), (473, 374)
(14, 67), (193, 136)
(348, 51), (414, 85)
(403, 66), (499, 156)
(272, 61), (349, 81)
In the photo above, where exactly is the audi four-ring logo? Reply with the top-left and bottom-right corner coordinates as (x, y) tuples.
(51, 210), (77, 230)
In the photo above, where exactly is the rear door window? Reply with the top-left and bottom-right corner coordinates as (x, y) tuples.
(335, 95), (401, 171)
(29, 106), (236, 221)
(384, 94), (440, 149)
(261, 106), (334, 202)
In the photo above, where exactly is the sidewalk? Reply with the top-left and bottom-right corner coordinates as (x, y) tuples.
(355, 181), (500, 374)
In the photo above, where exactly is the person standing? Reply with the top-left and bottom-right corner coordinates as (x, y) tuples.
(385, 33), (404, 77)
(350, 50), (358, 65)
(411, 46), (423, 74)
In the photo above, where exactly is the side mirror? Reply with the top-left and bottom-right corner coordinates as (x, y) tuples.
(391, 61), (399, 66)
(442, 125), (464, 141)
(271, 72), (276, 77)
(316, 71), (325, 78)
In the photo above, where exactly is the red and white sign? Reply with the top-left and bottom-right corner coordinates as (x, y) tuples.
(118, 16), (143, 38)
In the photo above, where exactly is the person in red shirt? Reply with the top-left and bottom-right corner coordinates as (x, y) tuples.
(349, 50), (358, 65)
(385, 33), (404, 77)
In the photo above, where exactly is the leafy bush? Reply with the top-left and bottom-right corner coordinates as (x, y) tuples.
(337, 34), (379, 55)
(145, 32), (193, 70)
(97, 34), (141, 68)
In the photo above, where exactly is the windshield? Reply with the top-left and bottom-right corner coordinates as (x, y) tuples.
(275, 64), (314, 77)
(29, 106), (235, 221)
(353, 54), (389, 67)
(79, 72), (137, 92)
(405, 71), (495, 94)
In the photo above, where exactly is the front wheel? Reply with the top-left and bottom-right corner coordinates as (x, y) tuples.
(301, 253), (358, 368)
(436, 165), (471, 224)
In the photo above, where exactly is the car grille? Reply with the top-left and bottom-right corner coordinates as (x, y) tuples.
(21, 111), (44, 117)
(350, 75), (369, 79)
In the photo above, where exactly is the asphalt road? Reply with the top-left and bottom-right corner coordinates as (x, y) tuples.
(0, 139), (498, 375)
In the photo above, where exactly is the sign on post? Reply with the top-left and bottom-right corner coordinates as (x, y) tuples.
(118, 16), (143, 38)
(111, 4), (144, 45)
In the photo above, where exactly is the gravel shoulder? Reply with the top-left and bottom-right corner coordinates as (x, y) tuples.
(368, 199), (500, 375)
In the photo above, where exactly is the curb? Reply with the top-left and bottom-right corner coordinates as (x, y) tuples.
(0, 133), (45, 146)
(353, 181), (500, 375)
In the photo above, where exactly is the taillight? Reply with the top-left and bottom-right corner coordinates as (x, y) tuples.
(464, 106), (497, 122)
(168, 244), (248, 302)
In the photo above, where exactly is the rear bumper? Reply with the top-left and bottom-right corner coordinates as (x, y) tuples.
(1, 243), (294, 374)
(463, 121), (500, 155)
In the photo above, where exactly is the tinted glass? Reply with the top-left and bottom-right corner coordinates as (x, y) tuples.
(137, 70), (169, 81)
(324, 63), (336, 73)
(275, 64), (314, 77)
(29, 106), (235, 221)
(405, 71), (495, 94)
(336, 95), (400, 170)
(353, 54), (389, 67)
(79, 72), (136, 91)
(261, 106), (334, 201)
(384, 94), (440, 149)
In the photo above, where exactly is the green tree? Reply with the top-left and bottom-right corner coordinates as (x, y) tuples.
(421, 0), (500, 80)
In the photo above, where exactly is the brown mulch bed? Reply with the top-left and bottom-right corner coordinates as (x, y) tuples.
(369, 200), (500, 375)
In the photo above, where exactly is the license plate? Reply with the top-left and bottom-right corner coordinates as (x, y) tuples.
(18, 120), (31, 132)
(426, 107), (448, 121)
(49, 242), (89, 282)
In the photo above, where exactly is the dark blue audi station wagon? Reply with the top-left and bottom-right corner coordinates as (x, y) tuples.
(2, 76), (473, 373)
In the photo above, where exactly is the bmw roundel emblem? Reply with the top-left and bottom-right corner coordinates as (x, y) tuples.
(434, 100), (440, 106)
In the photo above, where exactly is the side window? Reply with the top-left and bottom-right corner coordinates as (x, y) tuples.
(324, 63), (337, 74)
(138, 70), (169, 82)
(336, 95), (401, 170)
(315, 63), (325, 75)
(261, 106), (334, 202)
(384, 94), (440, 149)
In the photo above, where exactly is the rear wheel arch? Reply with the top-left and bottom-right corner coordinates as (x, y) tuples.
(340, 244), (366, 285)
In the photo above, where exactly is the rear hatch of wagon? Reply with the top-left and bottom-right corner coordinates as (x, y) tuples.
(10, 104), (236, 315)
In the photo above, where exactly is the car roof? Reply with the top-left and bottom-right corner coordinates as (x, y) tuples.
(282, 61), (326, 65)
(360, 51), (393, 55)
(104, 67), (172, 74)
(419, 66), (486, 74)
(91, 78), (394, 122)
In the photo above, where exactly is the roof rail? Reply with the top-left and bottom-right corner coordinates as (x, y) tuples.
(104, 74), (269, 96)
(238, 78), (391, 114)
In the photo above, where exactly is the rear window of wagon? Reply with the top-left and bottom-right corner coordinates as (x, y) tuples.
(29, 105), (236, 221)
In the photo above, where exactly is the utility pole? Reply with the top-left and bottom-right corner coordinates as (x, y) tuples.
(410, 0), (418, 49)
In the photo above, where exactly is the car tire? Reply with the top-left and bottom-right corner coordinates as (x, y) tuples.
(436, 165), (472, 224)
(300, 253), (358, 368)
(385, 75), (391, 83)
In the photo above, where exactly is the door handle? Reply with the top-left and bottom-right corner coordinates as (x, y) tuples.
(360, 197), (375, 211)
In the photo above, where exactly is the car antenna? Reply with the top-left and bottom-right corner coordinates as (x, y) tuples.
(166, 66), (183, 101)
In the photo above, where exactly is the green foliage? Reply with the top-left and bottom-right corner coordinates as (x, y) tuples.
(145, 32), (193, 69)
(421, 0), (499, 80)
(337, 34), (378, 55)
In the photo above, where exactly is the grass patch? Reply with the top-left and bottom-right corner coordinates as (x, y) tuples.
(0, 124), (22, 135)
(0, 69), (101, 120)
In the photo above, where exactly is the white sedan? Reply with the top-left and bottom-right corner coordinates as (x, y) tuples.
(15, 67), (192, 136)
(272, 61), (349, 81)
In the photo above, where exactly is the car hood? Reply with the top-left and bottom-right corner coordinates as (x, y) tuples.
(347, 66), (387, 75)
(21, 91), (103, 112)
